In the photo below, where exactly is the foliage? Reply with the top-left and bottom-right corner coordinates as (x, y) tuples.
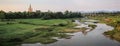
(0, 10), (82, 20)
(88, 24), (97, 29)
(88, 13), (120, 42)
(0, 19), (77, 46)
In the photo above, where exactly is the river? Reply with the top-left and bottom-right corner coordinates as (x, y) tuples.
(21, 20), (120, 46)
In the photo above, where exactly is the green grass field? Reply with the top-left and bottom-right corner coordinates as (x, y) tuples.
(0, 18), (85, 46)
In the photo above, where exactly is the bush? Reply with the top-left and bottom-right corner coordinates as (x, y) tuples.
(88, 24), (97, 29)
(19, 21), (30, 24)
(8, 38), (23, 42)
(58, 23), (67, 26)
(19, 21), (37, 25)
(6, 22), (15, 24)
(71, 19), (75, 22)
(104, 31), (115, 35)
(34, 27), (54, 32)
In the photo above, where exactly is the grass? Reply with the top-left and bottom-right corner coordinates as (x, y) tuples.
(104, 30), (120, 42)
(17, 19), (68, 26)
(59, 27), (87, 33)
(0, 18), (85, 46)
(23, 35), (58, 44)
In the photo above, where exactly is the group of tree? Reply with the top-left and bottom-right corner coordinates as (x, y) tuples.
(0, 10), (82, 20)
(83, 11), (120, 17)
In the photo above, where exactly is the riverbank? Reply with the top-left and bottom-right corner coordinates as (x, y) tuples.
(0, 19), (88, 46)
(103, 19), (120, 42)
(89, 16), (120, 42)
(21, 23), (120, 46)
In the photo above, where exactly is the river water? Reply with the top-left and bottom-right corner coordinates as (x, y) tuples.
(21, 20), (120, 46)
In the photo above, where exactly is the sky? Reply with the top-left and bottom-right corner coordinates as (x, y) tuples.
(0, 0), (120, 12)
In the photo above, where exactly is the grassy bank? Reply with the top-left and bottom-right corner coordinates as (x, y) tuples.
(88, 24), (97, 30)
(0, 18), (86, 46)
(103, 18), (120, 42)
(89, 16), (120, 42)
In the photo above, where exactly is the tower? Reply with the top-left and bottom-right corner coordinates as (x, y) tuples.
(28, 4), (33, 12)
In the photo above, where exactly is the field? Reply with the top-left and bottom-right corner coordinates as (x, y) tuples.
(0, 18), (86, 46)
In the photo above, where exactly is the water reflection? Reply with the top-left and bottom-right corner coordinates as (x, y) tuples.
(81, 28), (92, 36)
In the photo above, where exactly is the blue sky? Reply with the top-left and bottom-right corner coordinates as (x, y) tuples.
(0, 0), (120, 12)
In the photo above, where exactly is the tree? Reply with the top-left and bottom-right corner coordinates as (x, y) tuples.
(0, 10), (5, 21)
(0, 10), (83, 19)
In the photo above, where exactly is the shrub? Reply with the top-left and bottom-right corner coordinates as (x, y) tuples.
(58, 23), (67, 26)
(19, 21), (30, 24)
(8, 38), (23, 42)
(88, 24), (97, 29)
(6, 22), (15, 24)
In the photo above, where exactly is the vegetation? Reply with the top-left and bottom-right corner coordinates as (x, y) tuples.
(103, 20), (120, 42)
(85, 12), (120, 42)
(0, 10), (84, 46)
(0, 10), (82, 20)
(0, 18), (86, 46)
(1, 10), (120, 46)
(88, 24), (97, 29)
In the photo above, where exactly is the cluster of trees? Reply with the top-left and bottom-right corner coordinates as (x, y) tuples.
(83, 11), (120, 17)
(0, 10), (82, 20)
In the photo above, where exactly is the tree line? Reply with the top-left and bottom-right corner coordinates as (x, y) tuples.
(0, 10), (83, 20)
(83, 11), (120, 17)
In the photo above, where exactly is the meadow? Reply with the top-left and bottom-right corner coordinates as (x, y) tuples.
(0, 18), (87, 46)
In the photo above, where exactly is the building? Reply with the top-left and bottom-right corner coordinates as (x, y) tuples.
(28, 4), (33, 12)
